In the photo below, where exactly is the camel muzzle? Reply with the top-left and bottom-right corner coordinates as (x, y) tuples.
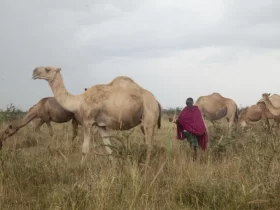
(32, 72), (39, 79)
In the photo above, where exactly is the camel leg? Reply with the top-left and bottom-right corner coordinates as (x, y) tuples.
(46, 121), (54, 136)
(227, 119), (233, 136)
(211, 120), (216, 129)
(35, 119), (45, 133)
(71, 119), (78, 141)
(140, 125), (146, 144)
(97, 127), (115, 164)
(276, 120), (280, 128)
(261, 112), (270, 130)
(81, 124), (91, 164)
(143, 125), (155, 169)
(272, 119), (280, 128)
(264, 118), (270, 130)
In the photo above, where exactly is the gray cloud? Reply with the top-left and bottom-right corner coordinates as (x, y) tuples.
(0, 0), (280, 111)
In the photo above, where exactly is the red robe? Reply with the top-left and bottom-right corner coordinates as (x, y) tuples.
(176, 105), (208, 151)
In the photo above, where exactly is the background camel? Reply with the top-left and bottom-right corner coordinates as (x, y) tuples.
(0, 97), (79, 144)
(32, 66), (161, 167)
(194, 92), (239, 135)
(261, 93), (280, 117)
(238, 102), (280, 129)
(259, 93), (280, 116)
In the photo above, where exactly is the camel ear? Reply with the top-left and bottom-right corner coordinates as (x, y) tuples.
(56, 68), (61, 72)
(84, 88), (87, 91)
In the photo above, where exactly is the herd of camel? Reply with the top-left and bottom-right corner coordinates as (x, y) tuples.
(0, 66), (279, 166)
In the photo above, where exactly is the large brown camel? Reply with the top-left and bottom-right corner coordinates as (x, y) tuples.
(0, 97), (79, 145)
(238, 102), (280, 129)
(32, 66), (162, 167)
(194, 92), (238, 135)
(261, 93), (280, 116)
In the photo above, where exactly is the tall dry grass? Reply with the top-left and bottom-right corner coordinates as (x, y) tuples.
(0, 118), (280, 210)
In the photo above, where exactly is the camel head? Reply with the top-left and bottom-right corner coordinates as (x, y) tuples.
(262, 93), (271, 101)
(0, 123), (19, 142)
(32, 66), (61, 82)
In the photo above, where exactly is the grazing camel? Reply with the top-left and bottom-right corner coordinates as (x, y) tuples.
(194, 92), (238, 135)
(32, 66), (162, 167)
(261, 93), (280, 117)
(0, 97), (79, 144)
(238, 102), (280, 129)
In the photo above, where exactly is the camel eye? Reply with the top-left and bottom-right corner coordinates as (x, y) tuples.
(45, 69), (50, 73)
(9, 125), (12, 129)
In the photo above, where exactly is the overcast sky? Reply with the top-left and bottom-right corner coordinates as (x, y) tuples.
(1, 0), (280, 111)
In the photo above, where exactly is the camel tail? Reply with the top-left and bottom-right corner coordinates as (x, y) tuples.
(235, 105), (239, 122)
(157, 101), (162, 129)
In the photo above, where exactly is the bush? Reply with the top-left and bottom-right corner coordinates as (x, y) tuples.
(0, 103), (25, 122)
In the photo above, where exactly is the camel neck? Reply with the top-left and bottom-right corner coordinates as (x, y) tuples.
(15, 108), (37, 128)
(48, 73), (81, 113)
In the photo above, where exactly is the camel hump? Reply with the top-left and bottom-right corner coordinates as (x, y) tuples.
(111, 76), (135, 82)
(109, 76), (136, 85)
(109, 76), (142, 90)
(211, 92), (223, 97)
(28, 97), (50, 112)
(195, 92), (228, 105)
(210, 92), (231, 101)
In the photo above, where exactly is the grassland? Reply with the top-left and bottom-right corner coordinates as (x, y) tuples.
(0, 114), (280, 210)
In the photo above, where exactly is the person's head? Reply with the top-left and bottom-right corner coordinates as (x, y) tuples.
(186, 97), (194, 108)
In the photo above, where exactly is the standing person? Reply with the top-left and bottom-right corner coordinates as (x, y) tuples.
(176, 97), (208, 160)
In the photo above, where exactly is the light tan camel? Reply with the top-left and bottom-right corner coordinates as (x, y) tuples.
(238, 102), (280, 129)
(0, 97), (79, 144)
(194, 92), (238, 135)
(261, 93), (280, 116)
(32, 66), (161, 166)
(85, 87), (162, 136)
(258, 93), (280, 107)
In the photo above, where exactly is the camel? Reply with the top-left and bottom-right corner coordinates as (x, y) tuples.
(0, 97), (79, 144)
(238, 102), (280, 129)
(85, 87), (162, 137)
(32, 66), (162, 167)
(258, 93), (280, 106)
(261, 93), (280, 117)
(194, 92), (238, 135)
